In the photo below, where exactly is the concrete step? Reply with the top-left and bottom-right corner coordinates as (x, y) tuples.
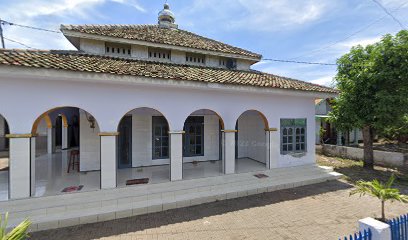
(3, 165), (342, 232)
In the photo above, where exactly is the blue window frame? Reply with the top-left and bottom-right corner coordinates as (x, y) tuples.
(152, 116), (169, 159)
(281, 118), (307, 154)
(183, 116), (204, 157)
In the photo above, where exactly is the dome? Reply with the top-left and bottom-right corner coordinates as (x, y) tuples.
(158, 3), (177, 28)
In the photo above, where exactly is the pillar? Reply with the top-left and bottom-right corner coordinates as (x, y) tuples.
(337, 130), (342, 146)
(223, 130), (236, 174)
(99, 132), (118, 189)
(169, 131), (183, 181)
(30, 137), (36, 196)
(62, 126), (68, 149)
(266, 128), (279, 169)
(7, 134), (33, 199)
(47, 127), (52, 154)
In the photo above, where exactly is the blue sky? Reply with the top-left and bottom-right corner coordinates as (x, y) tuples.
(1, 0), (407, 86)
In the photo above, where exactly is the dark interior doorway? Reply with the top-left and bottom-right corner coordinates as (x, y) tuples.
(55, 116), (62, 149)
(118, 116), (132, 169)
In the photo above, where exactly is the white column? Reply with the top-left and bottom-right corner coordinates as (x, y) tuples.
(8, 135), (32, 199)
(30, 137), (36, 196)
(268, 129), (279, 169)
(62, 126), (68, 149)
(359, 217), (391, 240)
(265, 131), (271, 169)
(100, 133), (117, 189)
(223, 130), (236, 174)
(47, 127), (52, 154)
(170, 131), (183, 181)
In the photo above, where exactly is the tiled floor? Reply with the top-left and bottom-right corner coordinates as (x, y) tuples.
(0, 157), (8, 201)
(33, 150), (100, 197)
(117, 158), (266, 186)
(1, 151), (267, 200)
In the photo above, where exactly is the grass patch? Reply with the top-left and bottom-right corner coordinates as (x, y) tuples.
(317, 154), (408, 193)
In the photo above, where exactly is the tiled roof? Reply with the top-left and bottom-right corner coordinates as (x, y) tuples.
(60, 24), (262, 59)
(0, 49), (338, 94)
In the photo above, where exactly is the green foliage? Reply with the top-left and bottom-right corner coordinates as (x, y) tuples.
(330, 30), (408, 166)
(331, 30), (408, 133)
(0, 213), (31, 240)
(350, 175), (408, 220)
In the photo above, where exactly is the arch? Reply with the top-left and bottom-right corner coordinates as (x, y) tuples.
(61, 114), (68, 128)
(236, 109), (269, 129)
(117, 106), (172, 131)
(31, 106), (99, 134)
(116, 107), (171, 185)
(183, 109), (225, 130)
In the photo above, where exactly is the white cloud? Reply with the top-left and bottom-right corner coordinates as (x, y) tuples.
(1, 0), (145, 50)
(310, 76), (335, 87)
(178, 0), (337, 32)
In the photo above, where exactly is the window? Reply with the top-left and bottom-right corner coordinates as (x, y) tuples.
(152, 116), (169, 159)
(186, 53), (205, 65)
(281, 118), (307, 154)
(219, 58), (237, 69)
(148, 47), (171, 61)
(105, 43), (131, 57)
(183, 116), (204, 157)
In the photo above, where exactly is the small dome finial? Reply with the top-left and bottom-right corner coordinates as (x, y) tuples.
(158, 2), (178, 29)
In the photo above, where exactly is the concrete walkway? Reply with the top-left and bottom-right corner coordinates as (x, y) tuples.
(31, 180), (407, 240)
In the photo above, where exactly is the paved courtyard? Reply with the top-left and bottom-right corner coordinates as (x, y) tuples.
(30, 179), (407, 240)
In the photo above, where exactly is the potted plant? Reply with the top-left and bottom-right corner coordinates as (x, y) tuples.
(0, 213), (31, 240)
(350, 174), (408, 222)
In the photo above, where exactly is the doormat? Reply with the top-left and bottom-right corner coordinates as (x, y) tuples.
(254, 173), (269, 179)
(62, 185), (84, 193)
(0, 167), (9, 172)
(126, 178), (149, 185)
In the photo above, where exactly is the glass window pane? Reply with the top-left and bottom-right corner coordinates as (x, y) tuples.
(301, 128), (305, 134)
(283, 128), (287, 135)
(288, 128), (293, 135)
(190, 137), (195, 145)
(196, 146), (202, 154)
(283, 145), (287, 151)
(155, 127), (161, 136)
(162, 137), (169, 146)
(296, 128), (300, 134)
(288, 144), (293, 151)
(283, 137), (287, 144)
(288, 136), (293, 143)
(196, 136), (201, 144)
(162, 147), (169, 157)
(301, 136), (305, 142)
(296, 144), (300, 150)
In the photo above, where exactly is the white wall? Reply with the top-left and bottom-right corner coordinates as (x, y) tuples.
(131, 110), (220, 167)
(80, 39), (105, 55)
(236, 59), (253, 71)
(131, 45), (148, 59)
(79, 109), (100, 171)
(0, 69), (320, 169)
(237, 112), (266, 163)
(171, 50), (185, 64)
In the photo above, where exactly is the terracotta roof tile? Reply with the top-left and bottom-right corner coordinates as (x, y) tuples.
(0, 49), (338, 94)
(60, 24), (261, 59)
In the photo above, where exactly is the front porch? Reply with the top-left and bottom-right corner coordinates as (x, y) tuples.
(1, 164), (341, 232)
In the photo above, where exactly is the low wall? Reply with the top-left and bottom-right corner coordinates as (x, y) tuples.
(322, 144), (408, 167)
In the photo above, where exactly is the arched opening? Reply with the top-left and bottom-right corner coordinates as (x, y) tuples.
(31, 107), (100, 197)
(182, 109), (224, 180)
(0, 114), (10, 201)
(235, 110), (268, 173)
(116, 107), (170, 187)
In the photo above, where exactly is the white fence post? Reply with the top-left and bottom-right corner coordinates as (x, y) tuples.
(358, 217), (391, 240)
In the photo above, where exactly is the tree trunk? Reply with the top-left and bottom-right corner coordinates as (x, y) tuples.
(362, 125), (374, 169)
(381, 200), (385, 221)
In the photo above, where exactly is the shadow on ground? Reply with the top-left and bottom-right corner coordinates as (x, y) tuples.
(30, 180), (352, 240)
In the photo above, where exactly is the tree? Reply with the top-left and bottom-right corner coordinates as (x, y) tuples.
(0, 213), (31, 240)
(331, 30), (408, 169)
(350, 175), (408, 221)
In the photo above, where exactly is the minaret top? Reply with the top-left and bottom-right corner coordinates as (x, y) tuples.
(158, 3), (178, 29)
